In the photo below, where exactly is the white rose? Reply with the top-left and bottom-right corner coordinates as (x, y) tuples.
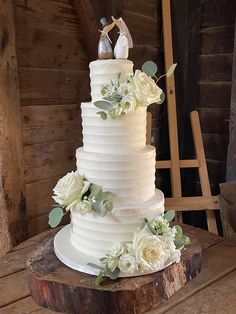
(52, 171), (84, 208)
(132, 70), (163, 106)
(120, 95), (136, 113)
(119, 254), (137, 274)
(133, 228), (170, 271)
(117, 82), (132, 96)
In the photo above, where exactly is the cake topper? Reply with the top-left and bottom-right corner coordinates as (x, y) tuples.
(112, 16), (133, 59)
(97, 17), (133, 60)
(98, 17), (114, 60)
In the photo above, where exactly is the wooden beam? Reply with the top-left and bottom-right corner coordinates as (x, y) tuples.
(165, 196), (219, 211)
(161, 0), (182, 198)
(190, 111), (218, 234)
(156, 159), (199, 169)
(226, 22), (236, 181)
(0, 0), (27, 255)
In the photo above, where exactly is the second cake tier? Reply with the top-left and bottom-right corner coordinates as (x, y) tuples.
(76, 146), (156, 205)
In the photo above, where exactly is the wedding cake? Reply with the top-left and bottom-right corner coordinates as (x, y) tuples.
(71, 59), (165, 259)
(51, 17), (189, 282)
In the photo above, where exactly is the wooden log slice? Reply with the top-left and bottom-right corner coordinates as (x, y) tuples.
(26, 230), (202, 314)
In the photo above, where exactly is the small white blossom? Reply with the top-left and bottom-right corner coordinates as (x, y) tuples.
(120, 95), (136, 113)
(119, 254), (137, 274)
(117, 82), (132, 97)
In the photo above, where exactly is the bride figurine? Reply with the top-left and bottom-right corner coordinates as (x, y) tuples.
(112, 16), (133, 59)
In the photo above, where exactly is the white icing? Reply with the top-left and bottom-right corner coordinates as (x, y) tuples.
(70, 189), (164, 258)
(81, 102), (147, 154)
(69, 59), (166, 261)
(89, 59), (133, 101)
(76, 146), (156, 205)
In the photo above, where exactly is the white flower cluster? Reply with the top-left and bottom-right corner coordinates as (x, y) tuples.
(52, 171), (113, 217)
(96, 69), (164, 119)
(52, 171), (92, 214)
(100, 214), (181, 275)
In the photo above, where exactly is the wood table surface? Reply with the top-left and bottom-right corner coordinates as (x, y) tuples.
(0, 224), (236, 314)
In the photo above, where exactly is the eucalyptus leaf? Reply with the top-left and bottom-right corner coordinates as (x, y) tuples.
(167, 63), (177, 78)
(48, 207), (64, 228)
(97, 111), (107, 120)
(103, 95), (122, 102)
(174, 225), (183, 240)
(158, 92), (165, 104)
(142, 61), (158, 76)
(105, 265), (120, 280)
(144, 217), (157, 235)
(99, 257), (107, 263)
(96, 269), (105, 286)
(94, 100), (112, 110)
(174, 239), (185, 250)
(87, 262), (103, 270)
(89, 184), (102, 200)
(182, 235), (191, 245)
(163, 210), (175, 222)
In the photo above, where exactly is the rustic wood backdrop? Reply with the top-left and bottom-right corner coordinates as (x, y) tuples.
(0, 0), (236, 254)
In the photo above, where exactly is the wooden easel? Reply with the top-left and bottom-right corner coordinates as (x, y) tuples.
(147, 0), (219, 234)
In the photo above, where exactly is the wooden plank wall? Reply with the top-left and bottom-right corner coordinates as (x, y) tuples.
(197, 0), (236, 195)
(13, 0), (163, 237)
(14, 0), (90, 236)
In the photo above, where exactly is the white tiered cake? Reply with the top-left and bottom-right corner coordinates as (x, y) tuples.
(52, 50), (185, 279)
(70, 59), (165, 259)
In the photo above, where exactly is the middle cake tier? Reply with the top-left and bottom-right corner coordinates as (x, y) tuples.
(76, 146), (156, 205)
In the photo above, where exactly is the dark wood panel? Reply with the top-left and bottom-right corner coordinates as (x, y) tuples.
(200, 26), (235, 55)
(24, 140), (78, 170)
(198, 82), (232, 108)
(202, 134), (229, 161)
(15, 0), (78, 34)
(0, 0), (28, 254)
(207, 159), (227, 184)
(201, 0), (236, 29)
(16, 25), (88, 70)
(22, 104), (81, 128)
(124, 0), (159, 19)
(130, 47), (163, 71)
(123, 10), (160, 47)
(199, 54), (233, 82)
(226, 23), (236, 181)
(19, 68), (90, 101)
(22, 125), (81, 145)
(25, 177), (60, 219)
(198, 108), (230, 134)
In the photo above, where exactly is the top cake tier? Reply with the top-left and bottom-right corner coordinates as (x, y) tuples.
(89, 59), (133, 101)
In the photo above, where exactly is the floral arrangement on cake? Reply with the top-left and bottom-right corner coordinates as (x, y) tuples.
(48, 171), (113, 228)
(94, 61), (176, 120)
(88, 210), (190, 286)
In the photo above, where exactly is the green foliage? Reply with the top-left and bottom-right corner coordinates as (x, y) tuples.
(48, 207), (64, 228)
(89, 184), (113, 217)
(163, 210), (175, 222)
(97, 111), (107, 120)
(158, 92), (165, 104)
(144, 217), (157, 235)
(167, 63), (177, 78)
(105, 264), (120, 280)
(94, 100), (112, 110)
(142, 61), (158, 76)
(174, 225), (190, 249)
(96, 270), (105, 286)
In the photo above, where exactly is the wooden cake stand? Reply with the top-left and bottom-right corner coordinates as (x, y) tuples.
(26, 229), (202, 314)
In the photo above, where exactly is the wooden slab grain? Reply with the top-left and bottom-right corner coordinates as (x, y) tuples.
(26, 232), (202, 314)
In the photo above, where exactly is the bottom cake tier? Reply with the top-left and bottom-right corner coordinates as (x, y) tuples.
(70, 189), (164, 259)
